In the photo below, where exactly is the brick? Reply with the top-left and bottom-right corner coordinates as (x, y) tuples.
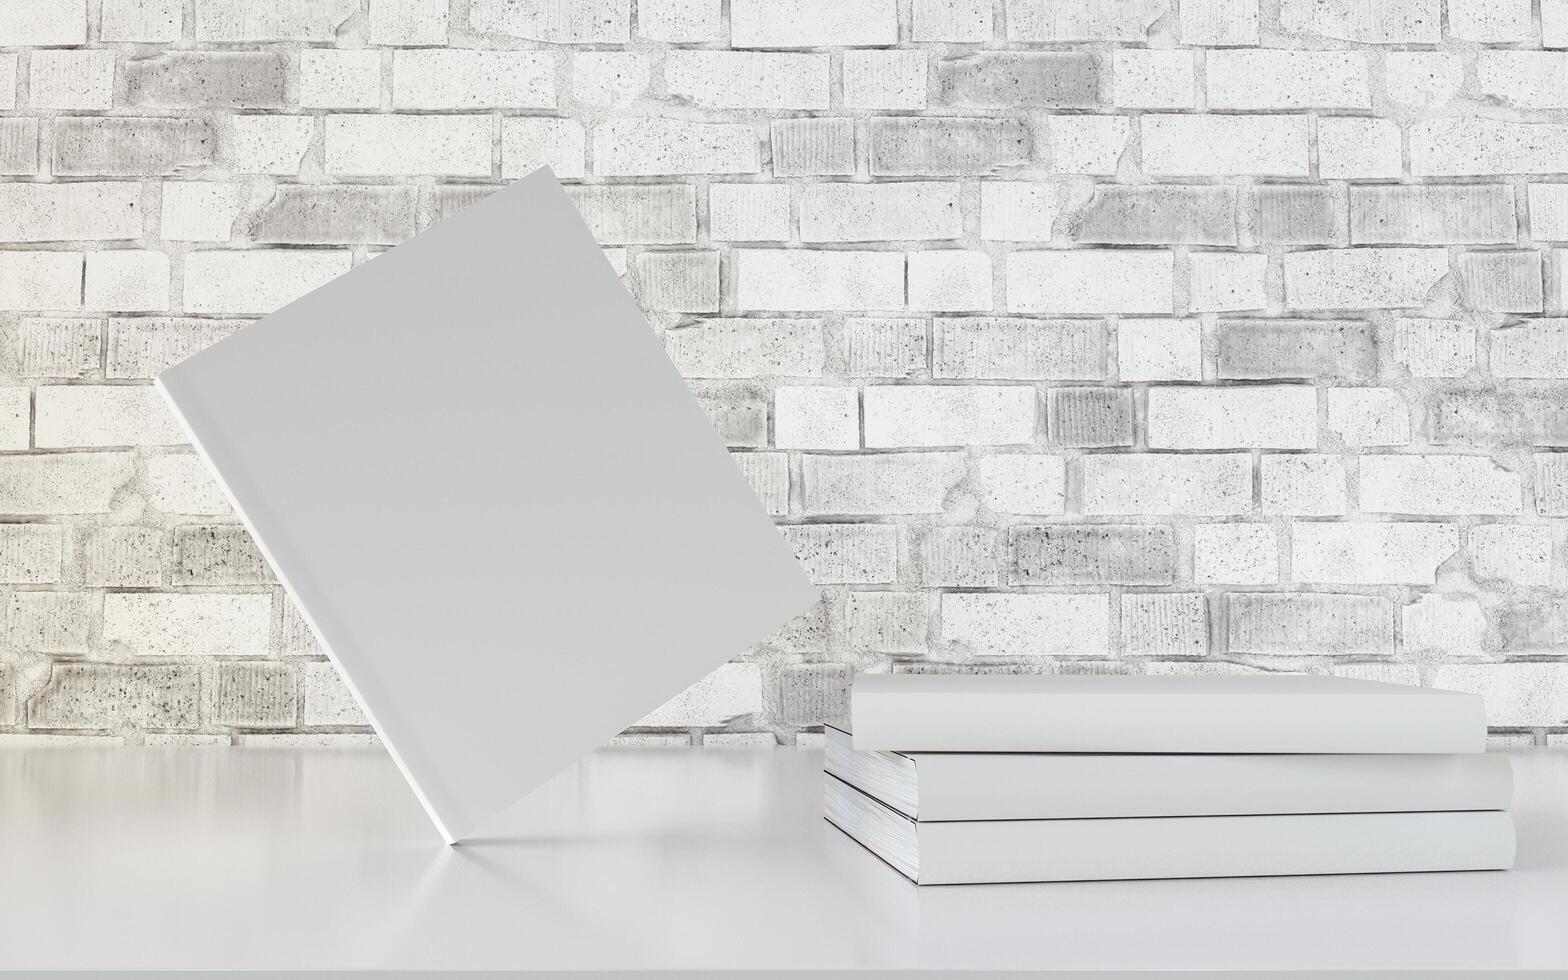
(937, 53), (1099, 109)
(568, 52), (644, 106)
(666, 319), (824, 378)
(35, 385), (182, 448)
(1550, 0), (1568, 47)
(470, 0), (630, 42)
(1450, 0), (1531, 42)
(1207, 50), (1369, 110)
(325, 115), (489, 178)
(184, 251), (351, 316)
(594, 118), (758, 177)
(277, 599), (322, 658)
(869, 117), (1030, 177)
(1010, 524), (1173, 586)
(1471, 524), (1552, 586)
(1411, 119), (1568, 177)
(393, 50), (553, 110)
(194, 0), (355, 40)
(1251, 185), (1336, 246)
(122, 52), (284, 110)
(733, 249), (903, 312)
(103, 593), (271, 658)
(846, 591), (926, 652)
(1493, 320), (1568, 378)
(1049, 387), (1132, 447)
(1477, 53), (1568, 111)
(0, 0), (86, 44)
(844, 50), (927, 110)
(1457, 251), (1542, 313)
(666, 51), (827, 111)
(0, 252), (81, 311)
(1007, 250), (1172, 314)
(1530, 185), (1568, 241)
(0, 453), (133, 515)
(1283, 248), (1447, 310)
(780, 524), (897, 584)
(29, 664), (198, 731)
(1279, 0), (1437, 42)
(148, 455), (230, 515)
(248, 185), (416, 247)
(1188, 252), (1266, 313)
(17, 318), (100, 379)
(567, 185), (694, 246)
(981, 181), (1062, 242)
(1179, 0), (1257, 43)
(1385, 52), (1462, 108)
(0, 182), (142, 243)
(771, 118), (854, 177)
(0, 54), (13, 111)
(102, 0), (181, 40)
(1429, 664), (1568, 727)
(84, 251), (169, 313)
(908, 251), (992, 312)
(1117, 319), (1201, 382)
(863, 385), (1035, 447)
(776, 388), (858, 450)
(1005, 0), (1165, 40)
(0, 525), (64, 584)
(1217, 319), (1376, 380)
(8, 591), (90, 653)
(1143, 115), (1307, 178)
(638, 0), (719, 39)
(913, 0), (990, 40)
(297, 661), (366, 726)
(1350, 185), (1516, 246)
(778, 664), (850, 727)
(1491, 600), (1568, 652)
(1261, 454), (1348, 516)
(1147, 385), (1317, 449)
(1121, 593), (1207, 656)
(107, 318), (244, 378)
(803, 452), (963, 515)
(941, 592), (1109, 658)
(0, 119), (37, 175)
(0, 389), (26, 450)
(1387, 318), (1474, 378)
(635, 251), (718, 312)
(1325, 388), (1408, 446)
(54, 117), (216, 177)
(708, 184), (789, 242)
(845, 318), (926, 378)
(1072, 185), (1235, 246)
(916, 526), (998, 586)
(1228, 592), (1392, 656)
(1540, 454), (1568, 515)
(1113, 49), (1195, 110)
(974, 453), (1064, 514)
(205, 662), (296, 729)
(79, 526), (163, 587)
(1193, 523), (1277, 585)
(1317, 117), (1401, 180)
(703, 732), (774, 747)
(173, 524), (272, 585)
(800, 183), (961, 243)
(162, 182), (244, 242)
(1083, 452), (1252, 516)
(371, 0), (447, 44)
(224, 115), (314, 176)
(730, 0), (896, 47)
(724, 451), (785, 517)
(29, 49), (113, 110)
(1360, 454), (1522, 515)
(1291, 521), (1457, 585)
(1047, 116), (1129, 176)
(697, 384), (770, 447)
(1432, 389), (1568, 447)
(501, 117), (585, 179)
(1402, 594), (1485, 655)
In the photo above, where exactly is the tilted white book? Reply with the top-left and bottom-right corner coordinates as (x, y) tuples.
(825, 727), (1513, 821)
(850, 674), (1486, 754)
(825, 775), (1517, 885)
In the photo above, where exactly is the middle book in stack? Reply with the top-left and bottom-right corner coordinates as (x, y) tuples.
(825, 673), (1516, 884)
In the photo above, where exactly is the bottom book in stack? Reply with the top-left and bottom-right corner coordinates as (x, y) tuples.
(824, 726), (1518, 885)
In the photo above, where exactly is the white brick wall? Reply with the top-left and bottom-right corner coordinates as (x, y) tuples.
(1, 0), (1566, 745)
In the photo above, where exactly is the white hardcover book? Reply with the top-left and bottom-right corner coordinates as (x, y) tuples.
(824, 776), (1518, 885)
(850, 674), (1486, 754)
(825, 727), (1513, 821)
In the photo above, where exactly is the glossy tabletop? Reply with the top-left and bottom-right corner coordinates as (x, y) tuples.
(1, 745), (1564, 972)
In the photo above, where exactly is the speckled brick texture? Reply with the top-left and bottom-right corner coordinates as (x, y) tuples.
(1, 0), (1567, 747)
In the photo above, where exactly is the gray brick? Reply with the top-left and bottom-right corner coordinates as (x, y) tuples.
(1492, 320), (1568, 378)
(1010, 524), (1175, 586)
(1491, 601), (1568, 652)
(1070, 185), (1238, 246)
(771, 118), (855, 177)
(1121, 593), (1207, 656)
(0, 119), (38, 175)
(7, 592), (92, 654)
(869, 117), (1031, 177)
(17, 317), (102, 378)
(210, 662), (297, 729)
(933, 317), (1104, 379)
(278, 599), (322, 657)
(79, 526), (164, 587)
(916, 526), (999, 586)
(567, 185), (696, 245)
(249, 185), (418, 246)
(1350, 185), (1517, 245)
(1227, 592), (1393, 656)
(777, 663), (850, 727)
(635, 251), (719, 313)
(423, 185), (499, 229)
(54, 117), (217, 176)
(665, 319), (825, 379)
(845, 317), (927, 378)
(106, 318), (245, 379)
(732, 451), (788, 516)
(1252, 185), (1336, 246)
(846, 591), (927, 652)
(1217, 319), (1377, 380)
(122, 53), (286, 109)
(803, 452), (965, 516)
(29, 664), (199, 731)
(937, 53), (1100, 108)
(174, 524), (274, 585)
(1457, 251), (1542, 313)
(1048, 387), (1133, 447)
(691, 383), (768, 447)
(1538, 453), (1568, 515)
(1432, 389), (1568, 447)
(781, 524), (898, 584)
(0, 525), (64, 584)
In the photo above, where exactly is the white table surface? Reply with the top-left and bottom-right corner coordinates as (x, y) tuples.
(1, 745), (1563, 973)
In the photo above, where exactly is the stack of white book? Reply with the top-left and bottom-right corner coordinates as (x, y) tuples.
(824, 674), (1516, 885)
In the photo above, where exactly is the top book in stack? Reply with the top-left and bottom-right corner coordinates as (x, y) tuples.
(850, 674), (1486, 754)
